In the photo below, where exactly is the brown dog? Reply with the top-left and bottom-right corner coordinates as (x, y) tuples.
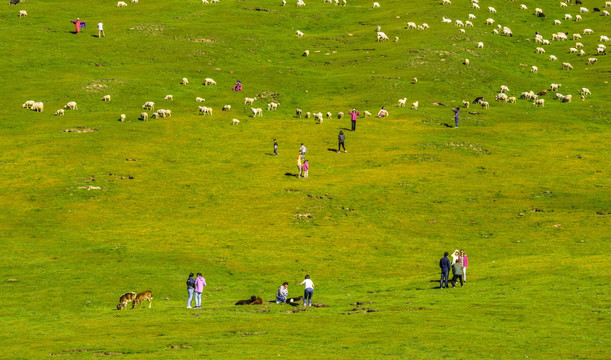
(117, 292), (136, 310)
(132, 290), (152, 309)
(235, 296), (263, 305)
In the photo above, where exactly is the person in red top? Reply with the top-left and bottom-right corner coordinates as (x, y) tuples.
(348, 109), (360, 131)
(71, 18), (84, 34)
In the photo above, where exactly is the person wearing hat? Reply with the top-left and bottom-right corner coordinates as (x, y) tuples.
(71, 18), (84, 34)
(451, 249), (460, 264)
(233, 80), (242, 91)
(348, 108), (360, 131)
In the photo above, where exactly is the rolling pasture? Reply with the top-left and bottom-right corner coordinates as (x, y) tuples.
(0, 0), (609, 358)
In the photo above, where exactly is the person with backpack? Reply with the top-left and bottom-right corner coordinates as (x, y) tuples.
(186, 273), (196, 309)
(338, 130), (346, 153)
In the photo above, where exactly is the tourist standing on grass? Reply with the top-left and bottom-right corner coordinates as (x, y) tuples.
(194, 273), (206, 309)
(439, 252), (451, 289)
(451, 260), (464, 287)
(451, 249), (460, 264)
(274, 139), (278, 156)
(302, 160), (309, 179)
(338, 130), (346, 153)
(460, 250), (468, 282)
(299, 143), (307, 160)
(276, 282), (289, 304)
(377, 106), (389, 118)
(186, 273), (196, 309)
(300, 275), (314, 307)
(297, 152), (303, 178)
(453, 106), (460, 128)
(71, 18), (84, 34)
(348, 109), (359, 131)
(97, 21), (105, 38)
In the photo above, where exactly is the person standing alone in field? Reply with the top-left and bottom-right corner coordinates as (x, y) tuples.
(338, 130), (346, 153)
(194, 273), (206, 309)
(453, 106), (460, 128)
(274, 139), (278, 156)
(439, 252), (451, 289)
(97, 21), (105, 38)
(71, 18), (84, 34)
(300, 275), (314, 307)
(186, 273), (196, 309)
(348, 109), (360, 131)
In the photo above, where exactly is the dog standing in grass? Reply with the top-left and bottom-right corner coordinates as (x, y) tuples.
(132, 291), (152, 309)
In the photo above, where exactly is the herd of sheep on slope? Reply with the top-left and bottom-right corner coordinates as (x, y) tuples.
(17, 0), (608, 122)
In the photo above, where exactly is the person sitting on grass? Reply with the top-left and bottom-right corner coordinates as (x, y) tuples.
(377, 106), (389, 118)
(233, 80), (242, 91)
(276, 282), (289, 304)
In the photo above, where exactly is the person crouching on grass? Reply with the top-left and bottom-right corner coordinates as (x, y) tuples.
(276, 282), (289, 304)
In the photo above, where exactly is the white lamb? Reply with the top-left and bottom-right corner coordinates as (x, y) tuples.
(363, 111), (372, 117)
(485, 18), (495, 25)
(231, 119), (240, 125)
(551, 83), (561, 91)
(196, 97), (205, 102)
(464, 58), (470, 65)
(597, 47), (607, 55)
(520, 4), (527, 10)
(251, 107), (263, 117)
(575, 42), (584, 48)
(488, 6), (496, 13)
(480, 101), (490, 109)
(507, 97), (517, 103)
(303, 50), (310, 57)
(181, 77), (189, 85)
(55, 109), (65, 116)
(575, 14), (582, 21)
(606, 1), (611, 8)
(530, 65), (538, 73)
(542, 39), (551, 45)
(554, 20), (561, 25)
(199, 106), (212, 116)
(377, 32), (389, 41)
(564, 14), (572, 20)
(411, 101), (419, 110)
(500, 85), (510, 93)
(373, 2), (380, 8)
(562, 94), (573, 103)
(535, 47), (546, 54)
(579, 7), (588, 13)
(578, 49), (585, 56)
(117, 1), (127, 7)
(338, 112), (344, 119)
(102, 95), (111, 102)
(455, 20), (464, 27)
(64, 101), (78, 110)
(326, 112), (333, 119)
(406, 22), (417, 29)
(562, 62), (573, 70)
(296, 30), (305, 37)
(468, 14), (476, 19)
(140, 112), (148, 121)
(587, 57), (598, 64)
(204, 78), (216, 86)
(572, 33), (582, 40)
(131, 0), (138, 2)
(398, 98), (407, 107)
(583, 29), (594, 35)
(465, 21), (474, 27)
(462, 100), (470, 108)
(460, 29), (466, 34)
(244, 97), (257, 105)
(600, 36), (609, 42)
(603, 10), (610, 16)
(560, 2), (567, 8)
(477, 42), (484, 48)
(314, 112), (323, 124)
(31, 102), (44, 112)
(535, 8), (543, 15)
(442, 16), (452, 23)
(22, 100), (35, 109)
(442, 0), (451, 5)
(472, 3), (480, 9)
(222, 105), (232, 111)
(581, 88), (591, 96)
(569, 47), (578, 53)
(422, 23), (429, 29)
(549, 55), (558, 61)
(19, 10), (27, 17)
(267, 102), (279, 111)
(533, 99), (545, 107)
(296, 0), (306, 6)
(120, 114), (126, 121)
(495, 93), (508, 102)
(164, 95), (173, 101)
(142, 101), (155, 110)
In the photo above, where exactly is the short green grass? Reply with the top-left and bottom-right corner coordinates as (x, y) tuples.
(0, 0), (609, 358)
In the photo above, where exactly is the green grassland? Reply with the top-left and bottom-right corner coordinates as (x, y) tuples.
(0, 0), (609, 358)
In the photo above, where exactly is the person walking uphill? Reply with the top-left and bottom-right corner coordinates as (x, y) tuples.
(453, 106), (460, 128)
(300, 275), (314, 307)
(194, 273), (206, 309)
(439, 252), (451, 289)
(348, 109), (359, 131)
(186, 273), (196, 309)
(338, 130), (346, 153)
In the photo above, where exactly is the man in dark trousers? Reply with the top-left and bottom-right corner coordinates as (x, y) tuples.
(451, 261), (464, 287)
(439, 252), (451, 289)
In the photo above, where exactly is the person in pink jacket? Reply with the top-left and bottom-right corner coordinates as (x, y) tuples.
(194, 273), (207, 309)
(348, 109), (360, 131)
(459, 250), (468, 282)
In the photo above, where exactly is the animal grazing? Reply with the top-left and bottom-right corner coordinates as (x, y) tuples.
(244, 97), (257, 105)
(462, 100), (470, 108)
(196, 97), (205, 102)
(583, 29), (594, 35)
(251, 107), (263, 117)
(442, 0), (451, 5)
(442, 17), (452, 24)
(530, 65), (538, 73)
(142, 101), (155, 110)
(235, 296), (263, 305)
(579, 7), (589, 13)
(464, 58), (469, 65)
(102, 95), (111, 102)
(296, 30), (305, 37)
(140, 112), (148, 121)
(313, 112), (324, 123)
(132, 290), (152, 309)
(22, 100), (35, 109)
(472, 96), (484, 104)
(554, 20), (562, 25)
(31, 102), (44, 112)
(538, 89), (548, 96)
(231, 119), (240, 125)
(533, 99), (545, 107)
(164, 95), (173, 101)
(204, 78), (216, 86)
(549, 55), (557, 61)
(296, 0), (306, 6)
(55, 109), (64, 116)
(581, 88), (591, 96)
(64, 101), (78, 110)
(477, 42), (484, 48)
(338, 112), (344, 119)
(199, 106), (212, 115)
(19, 10), (27, 17)
(562, 94), (573, 103)
(412, 77), (418, 84)
(507, 96), (517, 103)
(373, 2), (380, 8)
(411, 101), (419, 110)
(326, 112), (333, 119)
(485, 18), (495, 25)
(575, 14), (582, 21)
(376, 32), (389, 41)
(550, 83), (561, 91)
(120, 114), (126, 122)
(296, 108), (303, 117)
(535, 47), (546, 54)
(601, 36), (610, 42)
(587, 57), (597, 64)
(305, 112), (311, 119)
(117, 292), (137, 310)
(562, 62), (573, 70)
(181, 77), (189, 85)
(488, 6), (496, 13)
(564, 14), (572, 20)
(267, 102), (279, 111)
(480, 101), (490, 109)
(500, 85), (510, 93)
(222, 105), (231, 111)
(495, 93), (508, 102)
(363, 111), (372, 117)
(303, 50), (310, 57)
(117, 1), (128, 7)
(398, 98), (407, 107)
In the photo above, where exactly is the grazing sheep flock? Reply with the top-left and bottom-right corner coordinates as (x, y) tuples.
(17, 0), (606, 126)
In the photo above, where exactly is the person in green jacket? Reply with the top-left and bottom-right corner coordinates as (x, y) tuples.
(451, 261), (464, 287)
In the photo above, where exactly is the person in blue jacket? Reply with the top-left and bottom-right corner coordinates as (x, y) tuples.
(439, 252), (451, 289)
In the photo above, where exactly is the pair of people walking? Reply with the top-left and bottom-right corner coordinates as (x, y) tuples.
(276, 275), (315, 307)
(439, 250), (469, 288)
(186, 273), (207, 309)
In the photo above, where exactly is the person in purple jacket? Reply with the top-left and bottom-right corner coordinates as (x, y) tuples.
(348, 109), (360, 131)
(194, 273), (207, 309)
(439, 252), (451, 289)
(460, 249), (469, 282)
(452, 106), (460, 128)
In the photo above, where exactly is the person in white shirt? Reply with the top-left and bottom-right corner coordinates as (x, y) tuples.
(276, 282), (289, 304)
(451, 249), (460, 264)
(97, 21), (105, 38)
(300, 275), (314, 307)
(299, 143), (307, 160)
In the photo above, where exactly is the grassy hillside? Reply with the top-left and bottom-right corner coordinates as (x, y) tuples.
(0, 0), (609, 358)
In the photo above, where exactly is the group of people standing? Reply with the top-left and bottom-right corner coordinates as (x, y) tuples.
(186, 273), (207, 309)
(276, 275), (315, 307)
(439, 249), (468, 288)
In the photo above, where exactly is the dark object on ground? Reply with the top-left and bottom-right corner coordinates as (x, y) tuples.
(431, 102), (447, 106)
(235, 296), (264, 305)
(576, 0), (582, 4)
(468, 111), (482, 115)
(538, 89), (548, 96)
(285, 296), (303, 305)
(9, 0), (21, 4)
(538, 12), (546, 17)
(472, 96), (484, 104)
(311, 303), (328, 308)
(593, 7), (600, 12)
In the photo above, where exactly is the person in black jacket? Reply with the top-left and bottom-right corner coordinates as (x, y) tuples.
(186, 273), (196, 309)
(439, 252), (451, 289)
(338, 131), (346, 153)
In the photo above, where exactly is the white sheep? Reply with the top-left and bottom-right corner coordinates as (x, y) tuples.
(542, 39), (551, 45)
(55, 109), (65, 116)
(202, 0), (209, 3)
(495, 93), (508, 102)
(465, 20), (474, 27)
(485, 18), (495, 25)
(314, 112), (323, 124)
(196, 97), (205, 102)
(564, 14), (572, 20)
(459, 29), (466, 34)
(31, 102), (44, 112)
(575, 14), (582, 21)
(117, 1), (128, 7)
(305, 112), (311, 119)
(575, 42), (584, 48)
(120, 114), (126, 121)
(520, 4), (527, 10)
(535, 47), (546, 54)
(462, 100), (470, 108)
(211, 0), (219, 3)
(296, 0), (306, 6)
(480, 101), (490, 109)
(296, 30), (305, 37)
(406, 22), (417, 29)
(296, 109), (303, 117)
(579, 7), (588, 13)
(19, 10), (27, 17)
(377, 32), (389, 41)
(549, 55), (558, 61)
(164, 95), (173, 101)
(303, 50), (310, 57)
(421, 23), (429, 29)
(222, 105), (232, 111)
(507, 96), (517, 103)
(587, 57), (598, 64)
(251, 107), (263, 117)
(326, 112), (333, 119)
(244, 97), (257, 105)
(411, 101), (419, 110)
(464, 58), (470, 65)
(472, 3), (480, 9)
(442, 0), (451, 5)
(583, 29), (594, 35)
(533, 99), (545, 107)
(535, 8), (543, 15)
(157, 109), (171, 117)
(140, 112), (148, 121)
(556, 93), (565, 100)
(231, 119), (240, 125)
(22, 100), (35, 109)
(488, 6), (496, 13)
(581, 88), (591, 96)
(477, 42), (484, 48)
(204, 78), (216, 86)
(530, 65), (538, 73)
(338, 112), (344, 119)
(102, 95), (111, 102)
(181, 77), (189, 85)
(398, 98), (407, 107)
(363, 111), (372, 117)
(606, 1), (611, 8)
(131, 0), (138, 3)
(602, 10), (610, 16)
(597, 47), (607, 55)
(468, 14), (476, 19)
(64, 101), (78, 110)
(394, 36), (399, 42)
(569, 47), (578, 53)
(500, 85), (510, 93)
(562, 94), (573, 103)
(342, 0), (346, 5)
(199, 106), (212, 115)
(572, 33), (582, 40)
(578, 49), (585, 56)
(455, 20), (464, 27)
(562, 62), (573, 70)
(560, 2), (567, 8)
(373, 2), (380, 8)
(142, 101), (155, 110)
(551, 83), (561, 91)
(601, 36), (610, 42)
(267, 102), (279, 111)
(554, 20), (562, 25)
(442, 17), (452, 23)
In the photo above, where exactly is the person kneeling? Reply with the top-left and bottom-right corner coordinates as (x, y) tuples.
(276, 282), (289, 304)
